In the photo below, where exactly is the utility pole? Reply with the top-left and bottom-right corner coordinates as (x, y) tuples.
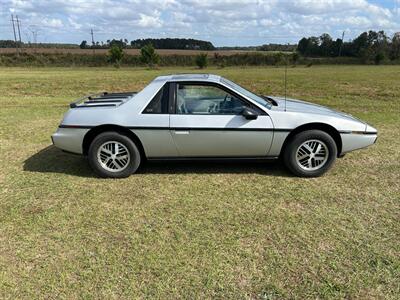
(338, 30), (345, 57)
(16, 15), (22, 43)
(90, 28), (95, 55)
(11, 14), (18, 53)
(16, 15), (22, 51)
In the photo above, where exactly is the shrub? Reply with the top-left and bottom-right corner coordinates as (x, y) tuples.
(140, 44), (160, 68)
(108, 45), (124, 67)
(2, 51), (399, 67)
(292, 52), (300, 64)
(213, 53), (225, 68)
(195, 53), (208, 69)
(273, 52), (286, 65)
(159, 55), (194, 66)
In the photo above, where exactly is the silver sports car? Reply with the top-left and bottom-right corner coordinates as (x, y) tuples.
(52, 74), (377, 178)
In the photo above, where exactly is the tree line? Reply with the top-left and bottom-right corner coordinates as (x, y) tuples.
(0, 38), (295, 52)
(298, 31), (400, 63)
(0, 40), (78, 48)
(79, 38), (215, 50)
(130, 38), (215, 50)
(80, 39), (295, 52)
(218, 44), (296, 52)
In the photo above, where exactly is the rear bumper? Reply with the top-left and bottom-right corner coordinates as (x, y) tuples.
(51, 127), (89, 154)
(340, 132), (377, 154)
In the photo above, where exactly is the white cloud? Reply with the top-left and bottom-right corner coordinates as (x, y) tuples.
(137, 13), (163, 28)
(67, 17), (82, 30)
(0, 0), (399, 45)
(41, 18), (63, 28)
(283, 0), (367, 15)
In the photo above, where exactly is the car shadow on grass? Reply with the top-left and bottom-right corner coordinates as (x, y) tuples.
(24, 145), (95, 177)
(24, 145), (292, 177)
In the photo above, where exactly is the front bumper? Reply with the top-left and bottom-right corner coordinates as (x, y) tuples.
(340, 132), (378, 154)
(51, 127), (89, 154)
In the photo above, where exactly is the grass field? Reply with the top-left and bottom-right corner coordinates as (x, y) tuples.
(0, 66), (399, 299)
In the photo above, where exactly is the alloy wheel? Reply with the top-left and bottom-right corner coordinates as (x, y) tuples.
(295, 139), (329, 171)
(97, 141), (130, 172)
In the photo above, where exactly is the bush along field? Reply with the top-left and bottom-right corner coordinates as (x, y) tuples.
(1, 51), (391, 67)
(0, 66), (399, 299)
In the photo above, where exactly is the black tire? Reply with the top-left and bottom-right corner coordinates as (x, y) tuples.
(283, 130), (337, 177)
(88, 131), (141, 178)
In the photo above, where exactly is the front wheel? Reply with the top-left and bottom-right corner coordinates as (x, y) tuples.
(88, 132), (141, 178)
(283, 130), (337, 177)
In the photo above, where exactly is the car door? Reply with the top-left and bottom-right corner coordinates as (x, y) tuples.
(169, 82), (274, 157)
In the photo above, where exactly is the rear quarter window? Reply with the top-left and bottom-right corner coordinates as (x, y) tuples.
(143, 84), (169, 114)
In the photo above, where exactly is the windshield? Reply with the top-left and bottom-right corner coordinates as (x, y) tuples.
(220, 77), (272, 109)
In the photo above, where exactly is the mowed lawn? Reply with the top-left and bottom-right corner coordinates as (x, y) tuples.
(0, 66), (399, 299)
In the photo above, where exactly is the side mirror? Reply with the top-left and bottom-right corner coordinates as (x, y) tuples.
(242, 107), (258, 120)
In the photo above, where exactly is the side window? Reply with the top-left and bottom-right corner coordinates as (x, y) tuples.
(176, 84), (249, 115)
(143, 84), (169, 114)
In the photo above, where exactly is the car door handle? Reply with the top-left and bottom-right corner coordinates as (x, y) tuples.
(174, 130), (190, 135)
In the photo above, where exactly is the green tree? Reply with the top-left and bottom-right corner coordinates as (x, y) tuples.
(390, 32), (400, 60)
(319, 33), (333, 56)
(79, 40), (87, 49)
(108, 44), (124, 66)
(297, 37), (309, 55)
(374, 52), (385, 64)
(109, 39), (127, 49)
(140, 44), (160, 68)
(351, 31), (389, 62)
(297, 36), (319, 56)
(195, 53), (208, 69)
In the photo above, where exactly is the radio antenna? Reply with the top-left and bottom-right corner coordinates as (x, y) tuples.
(284, 57), (288, 112)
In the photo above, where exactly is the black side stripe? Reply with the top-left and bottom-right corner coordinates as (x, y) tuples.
(339, 130), (378, 135)
(58, 125), (377, 135)
(59, 125), (292, 132)
(168, 127), (291, 132)
(59, 125), (94, 129)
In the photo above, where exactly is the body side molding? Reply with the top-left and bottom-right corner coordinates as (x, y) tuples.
(59, 124), (292, 132)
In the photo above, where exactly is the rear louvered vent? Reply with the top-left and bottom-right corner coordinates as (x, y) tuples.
(70, 92), (137, 108)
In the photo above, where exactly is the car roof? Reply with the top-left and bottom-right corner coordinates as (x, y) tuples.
(153, 74), (221, 83)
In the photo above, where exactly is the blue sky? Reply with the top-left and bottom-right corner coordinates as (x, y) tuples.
(1, 0), (399, 46)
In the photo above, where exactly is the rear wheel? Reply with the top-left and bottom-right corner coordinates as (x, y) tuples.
(283, 130), (337, 177)
(88, 132), (141, 178)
